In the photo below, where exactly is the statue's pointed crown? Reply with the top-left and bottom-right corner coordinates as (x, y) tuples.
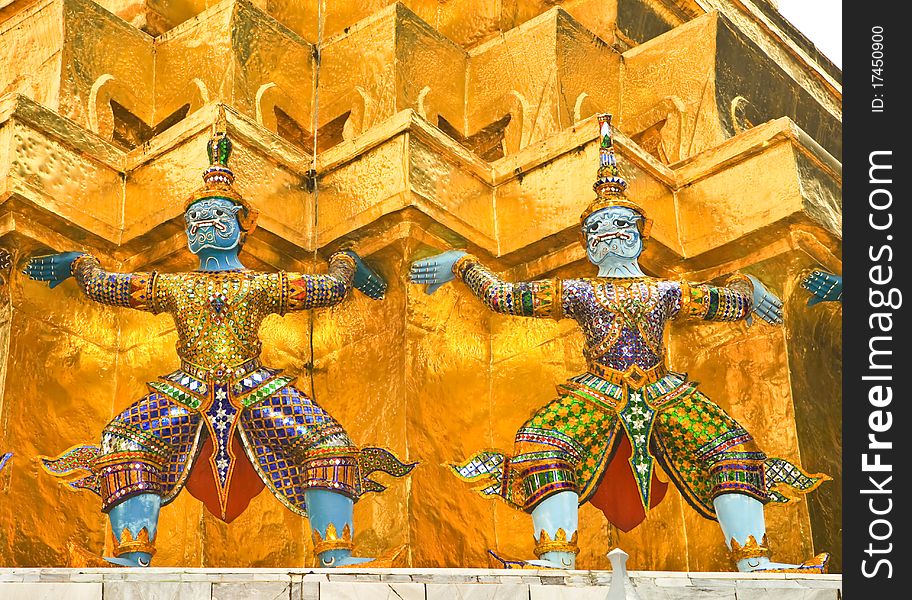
(185, 105), (258, 232)
(580, 114), (652, 239)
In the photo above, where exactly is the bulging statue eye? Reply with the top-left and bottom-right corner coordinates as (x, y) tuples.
(586, 222), (599, 233)
(189, 211), (199, 220)
(215, 209), (224, 216)
(614, 219), (630, 227)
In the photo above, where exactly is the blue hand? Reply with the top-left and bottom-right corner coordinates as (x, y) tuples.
(745, 275), (783, 326)
(408, 250), (466, 295)
(801, 270), (842, 306)
(22, 251), (86, 289)
(342, 250), (387, 300)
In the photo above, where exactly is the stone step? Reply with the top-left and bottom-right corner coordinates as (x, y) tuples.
(0, 568), (842, 599)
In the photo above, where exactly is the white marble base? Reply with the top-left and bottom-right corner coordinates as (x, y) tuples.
(0, 568), (843, 600)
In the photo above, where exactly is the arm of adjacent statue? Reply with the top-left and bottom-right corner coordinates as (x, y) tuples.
(677, 274), (782, 325)
(409, 251), (563, 319)
(280, 250), (386, 312)
(801, 270), (842, 305)
(346, 250), (388, 300)
(23, 252), (158, 311)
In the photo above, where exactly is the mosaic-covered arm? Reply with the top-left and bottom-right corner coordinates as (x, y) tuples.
(71, 254), (158, 311)
(675, 274), (754, 322)
(452, 254), (563, 319)
(275, 252), (357, 313)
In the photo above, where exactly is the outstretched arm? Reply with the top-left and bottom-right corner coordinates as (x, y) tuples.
(410, 251), (562, 319)
(24, 253), (157, 311)
(276, 250), (385, 313)
(678, 274), (782, 325)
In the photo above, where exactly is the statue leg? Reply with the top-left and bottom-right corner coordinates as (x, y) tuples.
(514, 391), (609, 568)
(242, 385), (410, 567)
(655, 391), (827, 572)
(714, 494), (778, 571)
(530, 490), (580, 569)
(453, 391), (614, 569)
(305, 489), (374, 567)
(94, 392), (198, 566)
(714, 494), (828, 572)
(104, 493), (161, 567)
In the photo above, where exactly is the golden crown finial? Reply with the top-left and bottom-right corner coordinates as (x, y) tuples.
(579, 113), (652, 240)
(593, 113), (628, 197)
(213, 103), (228, 137)
(183, 104), (259, 232)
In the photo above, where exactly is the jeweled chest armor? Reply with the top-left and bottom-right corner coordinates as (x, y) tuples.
(158, 270), (280, 369)
(452, 254), (752, 385)
(564, 278), (679, 373)
(71, 251), (355, 383)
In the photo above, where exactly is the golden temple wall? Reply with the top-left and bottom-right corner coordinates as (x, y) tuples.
(0, 0), (841, 571)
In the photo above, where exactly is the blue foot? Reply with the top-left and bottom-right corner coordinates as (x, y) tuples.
(331, 556), (375, 567)
(103, 551), (152, 567)
(744, 553), (830, 574)
(488, 550), (567, 570)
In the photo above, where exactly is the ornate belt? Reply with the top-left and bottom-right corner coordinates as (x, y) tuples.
(180, 357), (262, 382)
(586, 362), (668, 390)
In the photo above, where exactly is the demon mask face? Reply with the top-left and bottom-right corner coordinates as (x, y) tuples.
(582, 206), (644, 274)
(185, 197), (243, 255)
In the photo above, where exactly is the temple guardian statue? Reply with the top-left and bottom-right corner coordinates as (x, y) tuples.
(28, 109), (414, 567)
(410, 114), (829, 572)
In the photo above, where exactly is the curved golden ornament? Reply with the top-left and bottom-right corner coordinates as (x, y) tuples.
(312, 523), (354, 556)
(729, 534), (772, 562)
(533, 528), (580, 558)
(112, 527), (157, 557)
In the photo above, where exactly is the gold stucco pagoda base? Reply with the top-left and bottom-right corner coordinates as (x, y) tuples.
(1, 0), (841, 572)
